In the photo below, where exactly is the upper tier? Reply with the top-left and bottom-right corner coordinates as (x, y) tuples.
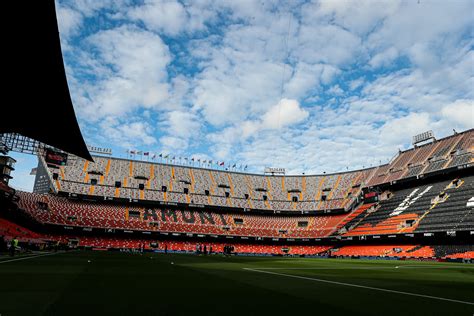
(45, 129), (473, 212)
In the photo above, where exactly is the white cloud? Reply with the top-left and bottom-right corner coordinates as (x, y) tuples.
(56, 4), (83, 38)
(315, 0), (399, 35)
(369, 47), (398, 68)
(157, 110), (202, 151)
(206, 99), (308, 163)
(327, 85), (344, 96)
(379, 112), (432, 146)
(349, 78), (365, 91)
(56, 0), (473, 175)
(366, 0), (473, 69)
(166, 111), (201, 138)
(128, 0), (187, 35)
(441, 100), (474, 130)
(193, 57), (291, 126)
(67, 0), (122, 16)
(296, 23), (362, 66)
(261, 99), (309, 129)
(97, 117), (157, 149)
(159, 135), (194, 151)
(56, 0), (131, 39)
(74, 25), (172, 119)
(128, 0), (217, 35)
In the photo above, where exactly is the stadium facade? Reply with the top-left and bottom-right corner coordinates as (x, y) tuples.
(1, 129), (473, 260)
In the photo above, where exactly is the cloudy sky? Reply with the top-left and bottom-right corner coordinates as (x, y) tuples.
(10, 0), (474, 191)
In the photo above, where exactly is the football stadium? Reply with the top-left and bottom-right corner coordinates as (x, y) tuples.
(1, 1), (473, 316)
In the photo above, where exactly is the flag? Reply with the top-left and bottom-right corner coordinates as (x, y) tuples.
(203, 160), (206, 163)
(184, 157), (188, 160)
(136, 151), (142, 155)
(220, 162), (224, 166)
(244, 165), (248, 170)
(159, 153), (163, 158)
(197, 159), (200, 162)
(130, 150), (136, 154)
(152, 154), (156, 159)
(144, 152), (149, 156)
(164, 154), (169, 159)
(209, 160), (212, 164)
(232, 164), (236, 168)
(191, 158), (194, 161)
(172, 156), (175, 160)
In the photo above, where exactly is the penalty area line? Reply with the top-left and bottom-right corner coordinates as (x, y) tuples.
(242, 268), (474, 306)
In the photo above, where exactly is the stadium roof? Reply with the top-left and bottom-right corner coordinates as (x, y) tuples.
(2, 0), (92, 161)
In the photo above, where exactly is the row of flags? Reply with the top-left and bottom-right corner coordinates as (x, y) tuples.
(125, 150), (248, 171)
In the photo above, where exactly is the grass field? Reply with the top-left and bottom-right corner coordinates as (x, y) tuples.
(0, 251), (473, 316)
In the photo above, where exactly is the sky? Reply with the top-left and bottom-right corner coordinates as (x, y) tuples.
(9, 0), (474, 191)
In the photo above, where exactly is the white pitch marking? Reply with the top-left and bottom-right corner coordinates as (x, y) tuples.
(243, 268), (474, 306)
(250, 267), (396, 270)
(0, 252), (60, 264)
(397, 264), (474, 269)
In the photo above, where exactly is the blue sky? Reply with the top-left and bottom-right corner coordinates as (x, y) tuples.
(10, 0), (474, 191)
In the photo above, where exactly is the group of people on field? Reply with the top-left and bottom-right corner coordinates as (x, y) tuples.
(223, 245), (234, 255)
(195, 243), (213, 255)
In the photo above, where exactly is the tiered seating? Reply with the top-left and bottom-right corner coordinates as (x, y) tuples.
(333, 245), (415, 257)
(36, 233), (474, 258)
(432, 245), (474, 259)
(335, 203), (374, 233)
(401, 245), (435, 257)
(446, 132), (473, 168)
(0, 218), (43, 241)
(445, 252), (474, 259)
(61, 237), (332, 255)
(422, 135), (462, 173)
(42, 129), (473, 212)
(15, 191), (352, 238)
(44, 160), (373, 213)
(415, 176), (474, 233)
(394, 245), (474, 259)
(334, 245), (443, 258)
(367, 164), (390, 187)
(15, 169), (474, 239)
(344, 175), (474, 236)
(49, 156), (372, 211)
(367, 130), (472, 186)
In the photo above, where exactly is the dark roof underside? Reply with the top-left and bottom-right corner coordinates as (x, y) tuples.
(2, 0), (92, 161)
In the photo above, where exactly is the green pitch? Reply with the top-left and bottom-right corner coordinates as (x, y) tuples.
(0, 251), (473, 316)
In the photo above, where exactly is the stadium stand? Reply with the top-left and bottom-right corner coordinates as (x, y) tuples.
(50, 159), (369, 212)
(0, 218), (42, 241)
(343, 175), (474, 236)
(38, 129), (472, 214)
(14, 191), (352, 238)
(69, 238), (332, 255)
(332, 245), (415, 257)
(1, 129), (472, 259)
(1, 210), (473, 258)
(367, 129), (472, 187)
(333, 245), (474, 259)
